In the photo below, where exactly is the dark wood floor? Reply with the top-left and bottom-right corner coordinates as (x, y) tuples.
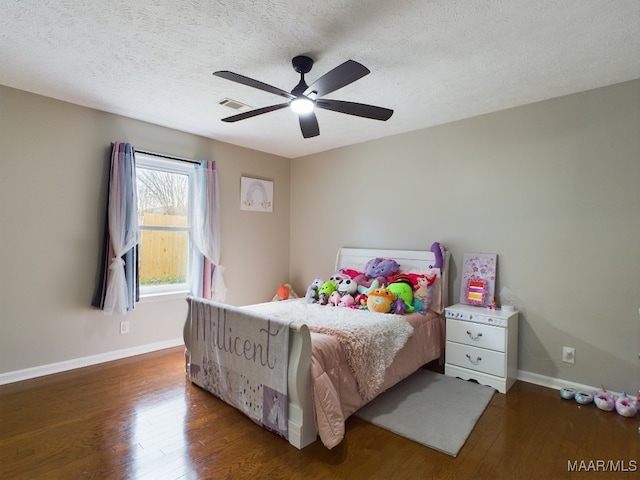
(1, 347), (637, 480)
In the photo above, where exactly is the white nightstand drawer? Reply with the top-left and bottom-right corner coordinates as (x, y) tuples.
(446, 341), (505, 377)
(446, 318), (505, 352)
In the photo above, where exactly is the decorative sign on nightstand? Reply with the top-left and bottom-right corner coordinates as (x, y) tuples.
(460, 253), (497, 306)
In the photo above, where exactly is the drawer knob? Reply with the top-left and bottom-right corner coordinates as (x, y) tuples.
(466, 330), (483, 341)
(466, 353), (482, 365)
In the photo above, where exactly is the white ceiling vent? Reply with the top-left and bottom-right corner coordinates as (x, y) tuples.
(219, 97), (251, 110)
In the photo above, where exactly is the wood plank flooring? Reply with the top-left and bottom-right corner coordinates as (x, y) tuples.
(1, 347), (637, 479)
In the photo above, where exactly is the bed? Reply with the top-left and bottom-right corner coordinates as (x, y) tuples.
(183, 245), (450, 450)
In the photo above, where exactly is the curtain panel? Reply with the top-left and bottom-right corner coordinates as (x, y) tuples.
(190, 160), (226, 301)
(92, 142), (140, 314)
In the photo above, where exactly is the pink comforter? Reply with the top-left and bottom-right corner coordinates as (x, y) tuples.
(311, 310), (445, 449)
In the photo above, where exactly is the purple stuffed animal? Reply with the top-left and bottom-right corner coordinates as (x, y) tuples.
(430, 242), (445, 269)
(364, 257), (400, 279)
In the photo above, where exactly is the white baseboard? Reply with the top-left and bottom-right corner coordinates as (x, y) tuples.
(0, 338), (184, 385)
(517, 369), (625, 398)
(0, 348), (624, 398)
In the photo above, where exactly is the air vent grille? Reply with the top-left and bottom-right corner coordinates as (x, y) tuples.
(219, 97), (251, 110)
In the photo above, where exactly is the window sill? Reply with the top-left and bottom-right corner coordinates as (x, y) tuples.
(139, 290), (189, 303)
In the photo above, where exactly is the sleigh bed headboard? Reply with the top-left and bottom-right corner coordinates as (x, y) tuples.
(335, 246), (451, 308)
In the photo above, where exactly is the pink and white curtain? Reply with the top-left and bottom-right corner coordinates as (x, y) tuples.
(190, 160), (226, 301)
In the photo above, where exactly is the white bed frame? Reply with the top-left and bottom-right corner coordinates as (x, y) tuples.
(285, 246), (449, 449)
(185, 246), (448, 449)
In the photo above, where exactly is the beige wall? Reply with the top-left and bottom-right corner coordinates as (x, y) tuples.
(290, 80), (640, 393)
(2, 80), (638, 394)
(0, 85), (290, 376)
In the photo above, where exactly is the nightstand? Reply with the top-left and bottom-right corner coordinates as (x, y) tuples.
(444, 303), (519, 393)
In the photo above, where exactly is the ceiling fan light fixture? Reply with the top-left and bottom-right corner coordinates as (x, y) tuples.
(213, 56), (393, 138)
(290, 97), (314, 114)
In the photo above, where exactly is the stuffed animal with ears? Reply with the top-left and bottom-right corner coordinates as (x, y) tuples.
(364, 257), (400, 279)
(335, 278), (358, 306)
(329, 272), (349, 284)
(387, 275), (415, 314)
(305, 277), (323, 303)
(353, 257), (400, 291)
(367, 287), (395, 313)
(338, 294), (355, 308)
(328, 290), (342, 306)
(317, 280), (337, 305)
(336, 278), (358, 296)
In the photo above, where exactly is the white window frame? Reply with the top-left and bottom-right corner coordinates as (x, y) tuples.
(135, 153), (195, 297)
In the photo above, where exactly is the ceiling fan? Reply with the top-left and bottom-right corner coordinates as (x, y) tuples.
(213, 55), (393, 139)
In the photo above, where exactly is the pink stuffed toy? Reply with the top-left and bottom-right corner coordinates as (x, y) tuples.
(338, 294), (355, 308)
(328, 291), (341, 306)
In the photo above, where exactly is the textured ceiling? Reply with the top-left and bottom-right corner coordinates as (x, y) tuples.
(1, 1), (639, 158)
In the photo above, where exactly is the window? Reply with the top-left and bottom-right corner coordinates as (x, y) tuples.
(135, 153), (194, 296)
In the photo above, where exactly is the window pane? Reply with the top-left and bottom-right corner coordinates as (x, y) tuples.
(137, 168), (188, 217)
(136, 164), (190, 291)
(139, 229), (188, 285)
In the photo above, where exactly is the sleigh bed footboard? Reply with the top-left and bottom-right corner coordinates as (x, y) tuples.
(183, 297), (317, 449)
(287, 322), (316, 449)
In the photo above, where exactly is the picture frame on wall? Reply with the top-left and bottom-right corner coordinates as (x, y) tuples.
(240, 177), (273, 212)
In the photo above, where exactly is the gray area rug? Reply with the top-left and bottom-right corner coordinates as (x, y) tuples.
(354, 369), (495, 457)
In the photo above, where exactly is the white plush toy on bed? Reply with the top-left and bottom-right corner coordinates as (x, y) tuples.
(337, 278), (357, 295)
(305, 277), (323, 303)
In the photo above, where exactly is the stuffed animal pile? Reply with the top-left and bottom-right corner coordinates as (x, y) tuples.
(304, 243), (444, 315)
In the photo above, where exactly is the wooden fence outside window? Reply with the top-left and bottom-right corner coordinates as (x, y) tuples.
(139, 213), (187, 285)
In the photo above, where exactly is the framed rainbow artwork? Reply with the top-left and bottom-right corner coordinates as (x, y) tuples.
(240, 177), (273, 212)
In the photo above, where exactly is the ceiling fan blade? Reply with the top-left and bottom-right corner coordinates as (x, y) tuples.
(303, 60), (370, 98)
(221, 103), (289, 122)
(213, 71), (295, 100)
(299, 112), (319, 138)
(316, 99), (393, 121)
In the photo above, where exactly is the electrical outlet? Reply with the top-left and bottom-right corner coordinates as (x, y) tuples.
(562, 346), (575, 364)
(120, 321), (130, 335)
